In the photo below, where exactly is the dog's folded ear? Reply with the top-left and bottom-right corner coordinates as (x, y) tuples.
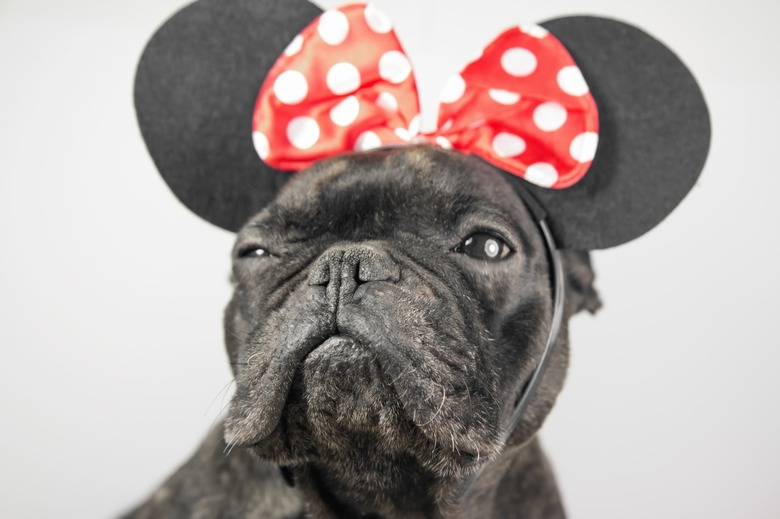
(515, 16), (710, 250)
(560, 250), (602, 316)
(134, 0), (322, 232)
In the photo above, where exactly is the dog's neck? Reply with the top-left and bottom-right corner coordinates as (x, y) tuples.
(288, 437), (564, 519)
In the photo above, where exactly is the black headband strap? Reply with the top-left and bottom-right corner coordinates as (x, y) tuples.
(456, 201), (564, 500)
(506, 218), (565, 436)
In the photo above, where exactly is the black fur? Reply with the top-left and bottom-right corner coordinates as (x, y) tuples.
(123, 146), (599, 519)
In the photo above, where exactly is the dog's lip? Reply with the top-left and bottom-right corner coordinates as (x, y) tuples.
(317, 334), (358, 349)
(301, 334), (360, 361)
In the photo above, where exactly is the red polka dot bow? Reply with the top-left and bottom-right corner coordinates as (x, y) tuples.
(252, 3), (599, 189)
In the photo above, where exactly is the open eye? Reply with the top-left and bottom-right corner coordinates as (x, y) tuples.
(454, 233), (512, 261)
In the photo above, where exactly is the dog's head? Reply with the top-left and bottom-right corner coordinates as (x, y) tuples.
(221, 146), (597, 477)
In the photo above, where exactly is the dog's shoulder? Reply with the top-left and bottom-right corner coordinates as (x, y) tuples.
(122, 425), (304, 519)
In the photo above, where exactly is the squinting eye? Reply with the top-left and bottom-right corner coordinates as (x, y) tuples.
(454, 233), (512, 261)
(239, 247), (269, 258)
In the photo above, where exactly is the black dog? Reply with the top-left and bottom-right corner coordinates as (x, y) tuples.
(128, 1), (710, 516)
(125, 147), (600, 518)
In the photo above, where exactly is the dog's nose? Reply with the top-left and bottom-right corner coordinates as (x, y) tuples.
(308, 243), (400, 294)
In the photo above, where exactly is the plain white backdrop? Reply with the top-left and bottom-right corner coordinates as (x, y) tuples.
(1, 0), (778, 517)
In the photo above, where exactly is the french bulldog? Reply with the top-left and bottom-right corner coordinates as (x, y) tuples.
(128, 0), (710, 514)
(124, 146), (600, 519)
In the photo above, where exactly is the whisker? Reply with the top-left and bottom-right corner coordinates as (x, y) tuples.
(418, 385), (446, 426)
(206, 378), (238, 434)
(245, 351), (262, 367)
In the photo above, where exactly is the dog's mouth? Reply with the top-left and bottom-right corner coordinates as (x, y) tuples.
(298, 331), (400, 410)
(224, 289), (505, 472)
(293, 333), (399, 430)
(226, 333), (501, 469)
(294, 333), (386, 407)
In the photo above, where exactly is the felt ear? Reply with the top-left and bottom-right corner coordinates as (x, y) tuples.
(134, 0), (322, 232)
(513, 16), (711, 250)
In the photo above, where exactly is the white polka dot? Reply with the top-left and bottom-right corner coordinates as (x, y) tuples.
(525, 163), (559, 187)
(569, 132), (599, 163)
(327, 62), (361, 95)
(379, 50), (412, 84)
(435, 136), (452, 150)
(557, 66), (589, 96)
(364, 4), (393, 34)
(519, 24), (549, 38)
(286, 117), (320, 150)
(354, 131), (382, 151)
(330, 95), (360, 127)
(394, 127), (412, 141)
(284, 34), (304, 56)
(441, 74), (466, 104)
(318, 10), (350, 45)
(533, 102), (567, 132)
(252, 131), (270, 160)
(376, 92), (398, 112)
(492, 132), (526, 158)
(273, 70), (308, 105)
(441, 119), (454, 132)
(501, 47), (537, 77)
(488, 89), (520, 105)
(408, 114), (421, 136)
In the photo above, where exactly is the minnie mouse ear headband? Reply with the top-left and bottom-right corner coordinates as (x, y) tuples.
(135, 0), (710, 250)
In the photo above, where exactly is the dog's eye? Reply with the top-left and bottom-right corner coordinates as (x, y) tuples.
(238, 246), (269, 258)
(454, 233), (512, 261)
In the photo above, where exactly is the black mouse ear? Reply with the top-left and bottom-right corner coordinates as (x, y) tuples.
(134, 0), (322, 232)
(510, 16), (711, 250)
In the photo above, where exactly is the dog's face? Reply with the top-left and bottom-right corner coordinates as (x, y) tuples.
(223, 146), (584, 481)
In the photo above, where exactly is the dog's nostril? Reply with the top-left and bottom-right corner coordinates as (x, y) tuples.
(354, 258), (364, 285)
(307, 244), (400, 290)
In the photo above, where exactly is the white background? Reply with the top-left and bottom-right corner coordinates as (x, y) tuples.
(1, 0), (778, 517)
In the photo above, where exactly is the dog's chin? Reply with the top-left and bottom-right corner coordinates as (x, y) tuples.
(292, 334), (405, 437)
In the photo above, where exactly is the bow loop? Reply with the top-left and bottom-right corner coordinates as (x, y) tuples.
(433, 24), (599, 188)
(253, 3), (420, 170)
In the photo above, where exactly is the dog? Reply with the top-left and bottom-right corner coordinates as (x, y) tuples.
(128, 2), (710, 516)
(123, 146), (600, 519)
